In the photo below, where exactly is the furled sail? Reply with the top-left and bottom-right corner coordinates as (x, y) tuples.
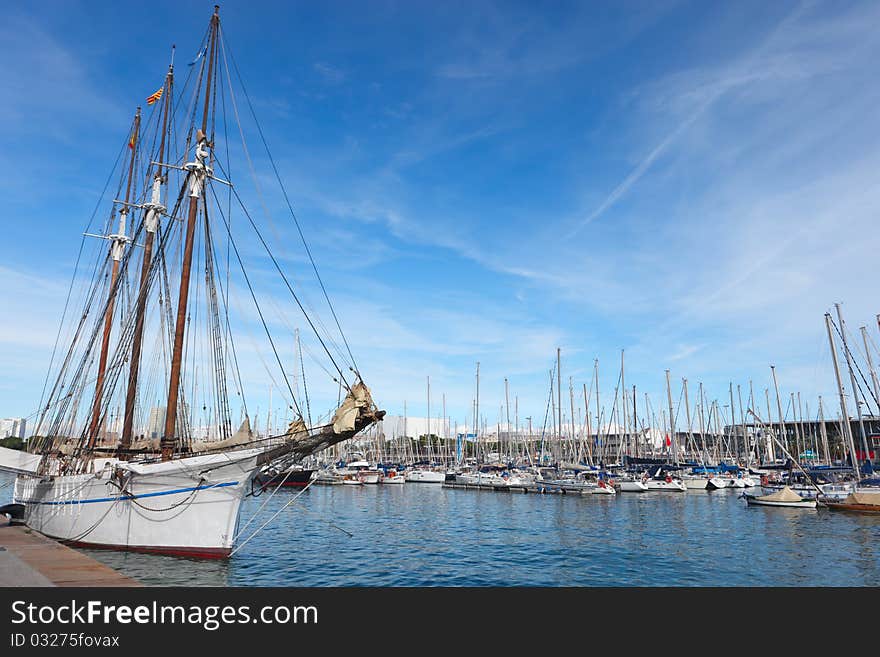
(191, 417), (254, 453)
(259, 381), (384, 465)
(0, 445), (42, 475)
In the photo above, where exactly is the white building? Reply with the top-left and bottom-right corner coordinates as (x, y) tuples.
(147, 407), (166, 439)
(380, 415), (451, 440)
(0, 417), (27, 439)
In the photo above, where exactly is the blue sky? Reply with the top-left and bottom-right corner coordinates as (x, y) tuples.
(2, 0), (880, 434)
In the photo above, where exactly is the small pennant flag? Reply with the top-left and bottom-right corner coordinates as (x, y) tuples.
(128, 129), (136, 150)
(146, 86), (163, 105)
(665, 434), (671, 447)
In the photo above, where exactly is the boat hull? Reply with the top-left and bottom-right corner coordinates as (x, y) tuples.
(823, 501), (880, 514)
(255, 468), (315, 488)
(406, 469), (445, 484)
(14, 449), (263, 558)
(644, 479), (687, 492)
(745, 495), (816, 509)
(617, 480), (649, 492)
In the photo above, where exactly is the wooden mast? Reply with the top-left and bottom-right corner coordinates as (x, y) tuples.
(162, 6), (220, 461)
(121, 57), (174, 456)
(87, 108), (140, 449)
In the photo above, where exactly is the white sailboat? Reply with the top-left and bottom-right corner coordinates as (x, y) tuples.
(2, 7), (384, 558)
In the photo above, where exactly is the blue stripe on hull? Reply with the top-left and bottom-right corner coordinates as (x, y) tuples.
(18, 481), (239, 506)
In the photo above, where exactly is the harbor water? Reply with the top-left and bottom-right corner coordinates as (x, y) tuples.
(17, 478), (876, 587)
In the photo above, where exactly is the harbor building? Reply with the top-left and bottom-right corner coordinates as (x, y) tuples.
(0, 417), (27, 439)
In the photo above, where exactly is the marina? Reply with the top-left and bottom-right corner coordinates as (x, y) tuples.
(40, 476), (880, 587)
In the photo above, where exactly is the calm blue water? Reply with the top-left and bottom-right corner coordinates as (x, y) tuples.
(3, 472), (878, 586)
(76, 484), (880, 586)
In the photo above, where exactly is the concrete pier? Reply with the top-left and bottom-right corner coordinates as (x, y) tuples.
(0, 524), (140, 587)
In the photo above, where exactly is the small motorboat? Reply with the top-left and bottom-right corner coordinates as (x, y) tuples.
(744, 485), (816, 509)
(382, 469), (406, 484)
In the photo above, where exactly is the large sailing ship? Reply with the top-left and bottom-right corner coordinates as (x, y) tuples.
(0, 6), (384, 557)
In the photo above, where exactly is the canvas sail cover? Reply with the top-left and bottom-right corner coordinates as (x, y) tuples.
(843, 491), (880, 505)
(191, 416), (253, 453)
(0, 445), (42, 475)
(331, 382), (375, 434)
(761, 485), (804, 502)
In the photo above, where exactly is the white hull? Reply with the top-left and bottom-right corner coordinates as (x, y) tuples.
(644, 478), (687, 492)
(13, 449), (264, 558)
(617, 480), (649, 492)
(592, 481), (616, 495)
(745, 495), (816, 509)
(405, 469), (445, 484)
(683, 476), (710, 490)
(382, 475), (406, 484)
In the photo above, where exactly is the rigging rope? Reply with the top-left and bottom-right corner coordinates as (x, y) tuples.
(220, 29), (360, 378)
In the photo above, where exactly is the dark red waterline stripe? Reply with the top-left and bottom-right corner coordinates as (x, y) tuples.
(65, 539), (230, 559)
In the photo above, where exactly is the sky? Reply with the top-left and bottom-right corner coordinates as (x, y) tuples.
(2, 0), (880, 435)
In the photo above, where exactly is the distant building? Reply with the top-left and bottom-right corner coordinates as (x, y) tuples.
(0, 417), (27, 439)
(147, 407), (166, 439)
(380, 415), (451, 440)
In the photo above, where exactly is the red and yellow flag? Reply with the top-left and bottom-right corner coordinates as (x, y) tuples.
(128, 129), (136, 150)
(146, 86), (164, 105)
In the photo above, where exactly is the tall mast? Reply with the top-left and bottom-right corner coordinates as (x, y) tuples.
(770, 365), (786, 461)
(860, 326), (880, 414)
(818, 396), (830, 464)
(162, 7), (220, 460)
(631, 385), (638, 458)
(665, 370), (676, 464)
(825, 312), (860, 479)
(764, 388), (775, 462)
(426, 375), (431, 463)
(504, 378), (511, 463)
(594, 360), (600, 463)
(683, 378), (693, 459)
(122, 58), (174, 454)
(582, 383), (592, 465)
(474, 362), (480, 461)
(737, 384), (750, 467)
(556, 347), (562, 460)
(620, 350), (627, 456)
(567, 377), (576, 463)
(728, 383), (737, 460)
(87, 108), (140, 449)
(835, 303), (870, 460)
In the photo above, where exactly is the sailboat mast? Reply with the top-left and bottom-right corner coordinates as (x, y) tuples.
(474, 362), (480, 462)
(737, 384), (750, 467)
(825, 312), (860, 479)
(818, 396), (830, 464)
(121, 61), (174, 454)
(87, 108), (140, 449)
(556, 348), (562, 462)
(620, 350), (627, 457)
(770, 365), (786, 460)
(860, 326), (880, 412)
(665, 370), (676, 464)
(505, 378), (511, 463)
(162, 6), (220, 461)
(835, 303), (870, 460)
